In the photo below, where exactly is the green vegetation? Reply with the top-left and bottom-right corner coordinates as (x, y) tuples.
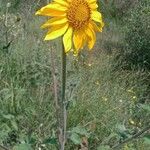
(0, 0), (150, 149)
(116, 0), (150, 70)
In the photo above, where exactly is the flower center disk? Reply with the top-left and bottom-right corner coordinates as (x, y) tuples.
(67, 0), (91, 30)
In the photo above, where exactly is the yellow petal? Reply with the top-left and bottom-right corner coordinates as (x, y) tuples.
(40, 3), (67, 11)
(91, 11), (102, 23)
(36, 9), (66, 17)
(73, 30), (85, 51)
(35, 3), (67, 16)
(41, 17), (68, 28)
(85, 25), (96, 49)
(54, 0), (69, 7)
(101, 21), (105, 28)
(63, 27), (73, 53)
(89, 3), (98, 9)
(88, 0), (96, 4)
(90, 21), (103, 32)
(44, 23), (69, 40)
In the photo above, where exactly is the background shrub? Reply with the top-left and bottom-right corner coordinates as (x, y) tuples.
(116, 0), (150, 70)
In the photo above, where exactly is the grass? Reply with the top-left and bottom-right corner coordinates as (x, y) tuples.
(0, 1), (150, 150)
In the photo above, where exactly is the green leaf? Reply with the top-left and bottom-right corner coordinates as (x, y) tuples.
(72, 126), (89, 137)
(97, 145), (111, 150)
(13, 144), (32, 150)
(70, 133), (82, 145)
(2, 114), (14, 120)
(43, 137), (57, 145)
(144, 135), (150, 139)
(143, 134), (150, 145)
(140, 104), (150, 112)
(144, 137), (150, 145)
(116, 124), (126, 132)
(116, 124), (130, 138)
(28, 136), (37, 145)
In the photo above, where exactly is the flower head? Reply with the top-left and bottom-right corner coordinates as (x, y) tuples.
(36, 0), (104, 54)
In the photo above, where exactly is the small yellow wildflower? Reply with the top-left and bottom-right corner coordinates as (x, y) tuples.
(132, 96), (137, 99)
(102, 97), (108, 101)
(139, 122), (142, 126)
(88, 63), (92, 67)
(36, 0), (104, 54)
(129, 119), (135, 125)
(95, 80), (100, 85)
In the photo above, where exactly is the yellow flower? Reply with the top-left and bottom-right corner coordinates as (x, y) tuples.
(36, 0), (104, 54)
(129, 119), (135, 125)
(95, 80), (100, 85)
(132, 96), (136, 99)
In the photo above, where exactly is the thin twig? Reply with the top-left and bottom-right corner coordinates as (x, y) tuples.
(51, 46), (59, 109)
(112, 124), (150, 149)
(50, 46), (60, 150)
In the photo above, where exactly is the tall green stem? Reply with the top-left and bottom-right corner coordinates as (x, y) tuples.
(60, 44), (67, 150)
(61, 45), (66, 106)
